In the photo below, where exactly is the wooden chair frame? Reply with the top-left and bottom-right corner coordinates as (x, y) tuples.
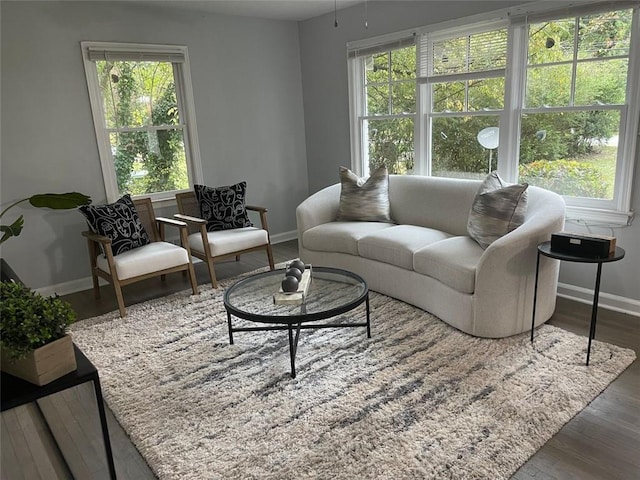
(82, 197), (198, 317)
(174, 191), (275, 288)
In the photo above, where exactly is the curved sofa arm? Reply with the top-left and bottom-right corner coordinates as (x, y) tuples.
(296, 183), (341, 242)
(472, 188), (566, 337)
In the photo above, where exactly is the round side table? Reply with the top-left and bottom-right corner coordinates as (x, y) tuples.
(530, 241), (625, 365)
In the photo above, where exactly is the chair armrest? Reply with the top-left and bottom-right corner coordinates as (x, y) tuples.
(174, 213), (207, 225)
(81, 230), (111, 245)
(246, 205), (270, 232)
(246, 205), (268, 213)
(156, 216), (188, 228)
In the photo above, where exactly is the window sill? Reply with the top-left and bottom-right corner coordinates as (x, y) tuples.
(565, 205), (634, 228)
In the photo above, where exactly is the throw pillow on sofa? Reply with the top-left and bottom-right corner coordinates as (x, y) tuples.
(194, 182), (253, 232)
(467, 171), (528, 249)
(78, 194), (151, 256)
(337, 166), (393, 222)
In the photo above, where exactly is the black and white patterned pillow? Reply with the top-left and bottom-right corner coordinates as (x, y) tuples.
(194, 183), (253, 232)
(78, 195), (151, 256)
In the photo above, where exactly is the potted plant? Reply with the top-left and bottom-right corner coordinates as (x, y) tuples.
(1, 192), (91, 245)
(0, 281), (77, 385)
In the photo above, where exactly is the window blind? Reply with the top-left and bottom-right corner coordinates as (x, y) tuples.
(418, 28), (507, 80)
(347, 35), (416, 59)
(86, 47), (185, 63)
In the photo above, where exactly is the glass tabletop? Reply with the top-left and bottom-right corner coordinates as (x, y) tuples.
(223, 267), (368, 324)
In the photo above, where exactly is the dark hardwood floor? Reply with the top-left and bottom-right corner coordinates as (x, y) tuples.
(2, 240), (638, 479)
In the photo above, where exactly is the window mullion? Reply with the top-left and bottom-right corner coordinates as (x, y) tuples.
(570, 18), (579, 106)
(172, 59), (203, 186)
(500, 22), (527, 182)
(348, 56), (365, 176)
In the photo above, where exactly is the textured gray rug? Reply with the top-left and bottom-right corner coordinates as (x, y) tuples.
(69, 272), (636, 480)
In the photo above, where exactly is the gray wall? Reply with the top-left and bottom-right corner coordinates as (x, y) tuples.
(1, 0), (638, 306)
(298, 1), (640, 305)
(0, 1), (308, 289)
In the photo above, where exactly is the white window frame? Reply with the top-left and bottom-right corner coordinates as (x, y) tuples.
(81, 42), (203, 204)
(348, 31), (417, 178)
(348, 3), (640, 225)
(417, 20), (509, 178)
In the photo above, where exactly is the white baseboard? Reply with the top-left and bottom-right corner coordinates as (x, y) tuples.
(557, 282), (640, 318)
(270, 229), (297, 244)
(36, 230), (299, 298)
(37, 277), (101, 298)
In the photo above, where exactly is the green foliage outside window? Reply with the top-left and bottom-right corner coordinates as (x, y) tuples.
(365, 46), (416, 174)
(519, 160), (609, 198)
(98, 61), (189, 197)
(362, 9), (631, 198)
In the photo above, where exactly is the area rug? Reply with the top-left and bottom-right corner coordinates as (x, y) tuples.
(69, 271), (636, 480)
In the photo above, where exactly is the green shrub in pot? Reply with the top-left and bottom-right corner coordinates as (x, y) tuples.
(0, 281), (76, 360)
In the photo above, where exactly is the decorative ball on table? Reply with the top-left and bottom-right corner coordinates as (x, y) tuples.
(285, 267), (303, 281)
(289, 259), (305, 272)
(281, 275), (299, 292)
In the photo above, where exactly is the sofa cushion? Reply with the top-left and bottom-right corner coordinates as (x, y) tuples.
(337, 166), (392, 222)
(194, 182), (253, 232)
(358, 225), (453, 270)
(303, 222), (394, 255)
(414, 236), (484, 294)
(467, 172), (528, 249)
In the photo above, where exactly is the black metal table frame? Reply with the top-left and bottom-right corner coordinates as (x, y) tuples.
(224, 267), (371, 378)
(531, 241), (625, 366)
(1, 344), (117, 479)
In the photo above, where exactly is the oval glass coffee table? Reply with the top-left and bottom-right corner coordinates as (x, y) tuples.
(223, 267), (370, 378)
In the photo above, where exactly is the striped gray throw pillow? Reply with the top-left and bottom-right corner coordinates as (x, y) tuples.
(337, 166), (393, 222)
(467, 172), (528, 249)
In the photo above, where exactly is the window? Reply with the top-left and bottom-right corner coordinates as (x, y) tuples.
(419, 23), (508, 179)
(348, 4), (639, 224)
(81, 42), (203, 202)
(348, 37), (416, 176)
(519, 10), (633, 207)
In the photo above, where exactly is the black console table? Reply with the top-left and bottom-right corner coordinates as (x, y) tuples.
(531, 241), (626, 366)
(1, 344), (116, 479)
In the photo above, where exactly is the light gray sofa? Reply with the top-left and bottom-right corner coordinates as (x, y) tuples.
(296, 175), (566, 338)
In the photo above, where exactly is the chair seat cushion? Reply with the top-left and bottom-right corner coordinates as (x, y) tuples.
(188, 227), (268, 257)
(413, 236), (484, 294)
(97, 242), (189, 280)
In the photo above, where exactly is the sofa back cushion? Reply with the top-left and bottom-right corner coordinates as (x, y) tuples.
(389, 175), (479, 236)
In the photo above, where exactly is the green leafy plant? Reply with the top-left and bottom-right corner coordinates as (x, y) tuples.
(0, 192), (92, 245)
(519, 159), (609, 198)
(0, 281), (76, 359)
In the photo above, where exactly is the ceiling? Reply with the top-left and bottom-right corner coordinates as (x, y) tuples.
(134, 0), (364, 22)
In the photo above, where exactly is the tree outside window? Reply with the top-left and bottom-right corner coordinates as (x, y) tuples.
(82, 43), (202, 202)
(98, 60), (188, 196)
(519, 10), (632, 200)
(362, 46), (416, 175)
(349, 6), (638, 221)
